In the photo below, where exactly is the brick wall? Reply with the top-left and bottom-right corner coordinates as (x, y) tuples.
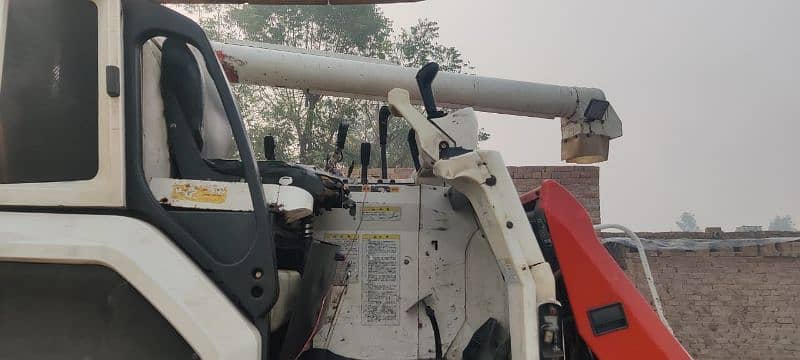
(613, 234), (800, 359)
(507, 166), (601, 224)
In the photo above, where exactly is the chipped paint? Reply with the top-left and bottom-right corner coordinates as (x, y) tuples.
(215, 50), (243, 83)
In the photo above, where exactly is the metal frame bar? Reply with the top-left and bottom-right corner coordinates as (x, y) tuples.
(595, 223), (673, 333)
(0, 1), (8, 180)
(0, 0), (7, 91)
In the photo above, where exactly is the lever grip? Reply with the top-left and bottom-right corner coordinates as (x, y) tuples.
(264, 135), (276, 160)
(378, 106), (390, 179)
(336, 121), (350, 150)
(407, 129), (421, 171)
(360, 142), (372, 184)
(378, 106), (390, 146)
(416, 62), (447, 119)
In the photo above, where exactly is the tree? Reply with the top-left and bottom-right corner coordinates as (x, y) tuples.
(768, 215), (796, 231)
(173, 4), (486, 169)
(676, 212), (700, 232)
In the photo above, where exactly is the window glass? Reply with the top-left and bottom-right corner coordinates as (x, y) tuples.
(0, 0), (98, 184)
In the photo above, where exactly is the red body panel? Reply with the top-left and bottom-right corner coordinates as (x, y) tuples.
(529, 180), (691, 360)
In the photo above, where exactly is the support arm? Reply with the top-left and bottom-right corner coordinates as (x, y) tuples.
(389, 88), (559, 360)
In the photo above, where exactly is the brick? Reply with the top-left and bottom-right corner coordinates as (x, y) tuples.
(736, 246), (759, 257)
(760, 244), (779, 257)
(512, 178), (540, 192)
(790, 241), (800, 257)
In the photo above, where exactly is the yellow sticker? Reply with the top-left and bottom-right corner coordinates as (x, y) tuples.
(361, 233), (401, 240)
(171, 182), (228, 204)
(325, 233), (359, 241)
(362, 206), (402, 221)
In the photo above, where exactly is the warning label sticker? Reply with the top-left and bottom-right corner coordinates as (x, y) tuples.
(171, 182), (228, 204)
(360, 233), (401, 326)
(325, 233), (360, 285)
(361, 205), (402, 221)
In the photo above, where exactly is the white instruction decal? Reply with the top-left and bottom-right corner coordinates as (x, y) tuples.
(325, 233), (359, 285)
(361, 234), (401, 326)
(362, 205), (402, 221)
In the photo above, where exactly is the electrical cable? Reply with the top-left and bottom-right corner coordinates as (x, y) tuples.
(424, 304), (443, 360)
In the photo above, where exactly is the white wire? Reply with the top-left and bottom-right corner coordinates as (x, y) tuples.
(594, 223), (673, 334)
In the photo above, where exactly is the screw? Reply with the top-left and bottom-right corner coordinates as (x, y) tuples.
(439, 141), (449, 149)
(506, 221), (514, 229)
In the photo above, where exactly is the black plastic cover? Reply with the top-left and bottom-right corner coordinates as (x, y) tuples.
(588, 303), (628, 336)
(106, 65), (121, 97)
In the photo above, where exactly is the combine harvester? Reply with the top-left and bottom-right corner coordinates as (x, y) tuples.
(0, 0), (690, 359)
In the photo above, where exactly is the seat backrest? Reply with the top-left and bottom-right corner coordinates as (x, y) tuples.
(143, 38), (236, 182)
(159, 38), (235, 181)
(142, 39), (170, 180)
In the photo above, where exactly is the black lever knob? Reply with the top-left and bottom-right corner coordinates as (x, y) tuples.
(264, 135), (276, 160)
(378, 107), (390, 146)
(378, 106), (390, 179)
(360, 142), (371, 184)
(416, 62), (447, 120)
(336, 121), (350, 150)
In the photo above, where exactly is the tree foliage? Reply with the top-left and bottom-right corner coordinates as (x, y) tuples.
(174, 4), (484, 169)
(768, 215), (796, 231)
(676, 211), (700, 232)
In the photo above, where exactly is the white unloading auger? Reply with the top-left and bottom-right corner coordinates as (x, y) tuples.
(210, 40), (623, 164)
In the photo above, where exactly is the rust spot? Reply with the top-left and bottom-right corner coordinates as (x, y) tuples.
(215, 50), (242, 83)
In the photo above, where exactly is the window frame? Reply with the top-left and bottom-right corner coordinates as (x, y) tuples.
(0, 1), (7, 180)
(0, 0), (124, 207)
(0, 0), (7, 92)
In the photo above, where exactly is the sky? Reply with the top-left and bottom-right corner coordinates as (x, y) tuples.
(380, 0), (800, 231)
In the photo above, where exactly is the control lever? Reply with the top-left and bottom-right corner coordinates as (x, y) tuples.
(264, 135), (276, 160)
(407, 129), (421, 171)
(360, 142), (371, 185)
(336, 121), (350, 152)
(416, 62), (447, 120)
(325, 121), (350, 173)
(378, 106), (390, 179)
(347, 160), (355, 179)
